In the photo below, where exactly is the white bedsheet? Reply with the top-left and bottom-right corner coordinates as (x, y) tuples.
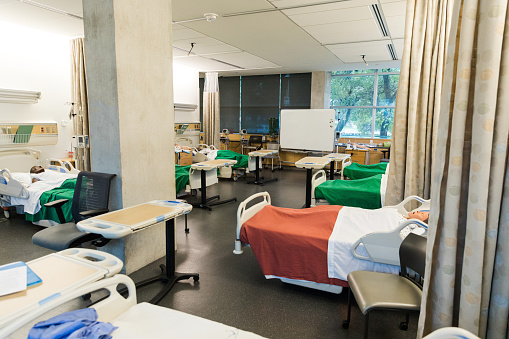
(10, 171), (77, 215)
(327, 207), (401, 280)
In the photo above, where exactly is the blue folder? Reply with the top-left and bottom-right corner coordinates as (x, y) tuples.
(0, 261), (42, 287)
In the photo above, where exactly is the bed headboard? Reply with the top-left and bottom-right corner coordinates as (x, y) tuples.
(0, 148), (42, 173)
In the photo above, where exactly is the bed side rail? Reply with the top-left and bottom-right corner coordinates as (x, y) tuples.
(46, 158), (79, 174)
(234, 192), (271, 254)
(351, 219), (428, 266)
(311, 170), (327, 206)
(385, 195), (430, 216)
(0, 274), (136, 338)
(0, 168), (29, 198)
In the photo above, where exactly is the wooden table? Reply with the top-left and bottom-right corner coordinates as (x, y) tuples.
(295, 157), (332, 208)
(77, 200), (197, 304)
(247, 150), (278, 185)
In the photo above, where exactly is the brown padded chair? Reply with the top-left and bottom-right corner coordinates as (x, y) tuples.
(342, 233), (427, 338)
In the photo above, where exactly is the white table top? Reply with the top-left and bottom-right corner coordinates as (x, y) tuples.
(323, 153), (351, 160)
(294, 156), (332, 169)
(191, 159), (237, 171)
(77, 200), (193, 239)
(248, 149), (278, 157)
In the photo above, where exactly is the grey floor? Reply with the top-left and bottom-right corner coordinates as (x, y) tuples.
(0, 166), (419, 338)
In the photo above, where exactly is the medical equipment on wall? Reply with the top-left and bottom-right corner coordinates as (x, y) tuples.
(72, 135), (89, 148)
(175, 122), (200, 147)
(240, 129), (249, 146)
(0, 123), (58, 147)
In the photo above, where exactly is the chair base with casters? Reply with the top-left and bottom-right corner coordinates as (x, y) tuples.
(32, 171), (116, 251)
(342, 233), (426, 338)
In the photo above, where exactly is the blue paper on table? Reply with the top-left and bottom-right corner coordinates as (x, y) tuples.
(0, 262), (42, 287)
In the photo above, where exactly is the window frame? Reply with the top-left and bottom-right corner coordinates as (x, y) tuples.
(330, 69), (399, 139)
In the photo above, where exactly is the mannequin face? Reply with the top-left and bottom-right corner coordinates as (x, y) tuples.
(408, 211), (429, 222)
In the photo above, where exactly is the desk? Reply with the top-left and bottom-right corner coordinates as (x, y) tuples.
(247, 150), (278, 185)
(323, 153), (351, 180)
(295, 157), (332, 208)
(0, 249), (122, 329)
(77, 200), (197, 304)
(190, 159), (238, 210)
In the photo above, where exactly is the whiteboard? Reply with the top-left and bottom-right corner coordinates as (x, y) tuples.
(280, 109), (335, 151)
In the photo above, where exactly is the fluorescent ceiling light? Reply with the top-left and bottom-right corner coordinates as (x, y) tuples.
(0, 88), (42, 104)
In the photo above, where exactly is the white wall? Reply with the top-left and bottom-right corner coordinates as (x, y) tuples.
(173, 62), (200, 123)
(0, 21), (73, 162)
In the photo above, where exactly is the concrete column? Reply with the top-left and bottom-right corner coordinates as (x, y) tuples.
(310, 71), (331, 109)
(83, 0), (174, 273)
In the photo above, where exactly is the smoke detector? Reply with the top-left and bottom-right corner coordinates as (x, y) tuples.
(204, 13), (218, 22)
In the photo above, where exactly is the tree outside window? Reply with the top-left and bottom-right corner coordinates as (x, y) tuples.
(330, 69), (399, 139)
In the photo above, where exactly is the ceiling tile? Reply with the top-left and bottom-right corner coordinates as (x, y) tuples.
(173, 56), (239, 72)
(381, 1), (407, 17)
(0, 0), (17, 5)
(392, 38), (404, 60)
(272, 0), (372, 14)
(326, 40), (393, 63)
(172, 25), (206, 40)
(35, 0), (83, 16)
(303, 18), (383, 45)
(211, 52), (280, 69)
(385, 15), (405, 39)
(288, 5), (373, 27)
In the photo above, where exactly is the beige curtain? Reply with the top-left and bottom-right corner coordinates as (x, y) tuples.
(70, 37), (91, 171)
(385, 0), (454, 205)
(419, 0), (509, 337)
(203, 72), (220, 147)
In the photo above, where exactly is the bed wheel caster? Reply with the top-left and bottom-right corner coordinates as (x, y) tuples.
(3, 209), (10, 219)
(191, 189), (197, 196)
(81, 293), (91, 301)
(342, 320), (349, 329)
(193, 276), (199, 282)
(399, 322), (408, 331)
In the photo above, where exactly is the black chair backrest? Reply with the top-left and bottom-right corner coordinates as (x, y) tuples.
(71, 171), (116, 223)
(249, 135), (263, 145)
(399, 233), (427, 280)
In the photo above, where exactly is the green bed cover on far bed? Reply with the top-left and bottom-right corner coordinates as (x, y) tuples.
(24, 178), (77, 223)
(315, 174), (383, 209)
(343, 162), (388, 180)
(216, 150), (249, 169)
(175, 164), (191, 193)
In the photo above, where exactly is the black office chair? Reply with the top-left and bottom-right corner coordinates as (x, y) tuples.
(242, 135), (263, 154)
(32, 171), (116, 251)
(343, 233), (427, 338)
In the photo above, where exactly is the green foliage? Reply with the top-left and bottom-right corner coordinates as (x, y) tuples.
(331, 71), (399, 139)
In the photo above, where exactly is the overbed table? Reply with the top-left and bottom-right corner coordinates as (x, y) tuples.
(77, 200), (198, 304)
(323, 153), (351, 180)
(190, 159), (238, 210)
(295, 156), (332, 208)
(0, 249), (123, 329)
(247, 149), (278, 185)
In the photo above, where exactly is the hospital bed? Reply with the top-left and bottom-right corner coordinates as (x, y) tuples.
(0, 148), (79, 224)
(0, 248), (123, 337)
(343, 162), (388, 179)
(234, 192), (429, 294)
(193, 144), (257, 181)
(2, 274), (266, 338)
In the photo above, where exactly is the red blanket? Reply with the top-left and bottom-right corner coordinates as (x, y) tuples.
(240, 205), (348, 287)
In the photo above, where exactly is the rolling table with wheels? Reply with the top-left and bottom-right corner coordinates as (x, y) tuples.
(323, 153), (351, 180)
(295, 156), (332, 208)
(77, 200), (198, 305)
(247, 149), (278, 185)
(190, 159), (238, 210)
(0, 248), (123, 330)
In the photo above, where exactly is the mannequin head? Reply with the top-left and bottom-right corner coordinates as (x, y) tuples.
(408, 210), (429, 223)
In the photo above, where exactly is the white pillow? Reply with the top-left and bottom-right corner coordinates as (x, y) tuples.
(11, 172), (32, 186)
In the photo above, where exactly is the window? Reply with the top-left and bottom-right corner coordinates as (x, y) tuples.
(199, 73), (311, 134)
(330, 69), (399, 139)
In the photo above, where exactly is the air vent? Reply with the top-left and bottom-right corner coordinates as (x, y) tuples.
(370, 4), (389, 37)
(387, 43), (398, 60)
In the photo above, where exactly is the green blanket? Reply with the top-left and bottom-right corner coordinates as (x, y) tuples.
(216, 150), (249, 169)
(315, 174), (383, 209)
(343, 162), (388, 180)
(25, 179), (77, 223)
(175, 164), (191, 193)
